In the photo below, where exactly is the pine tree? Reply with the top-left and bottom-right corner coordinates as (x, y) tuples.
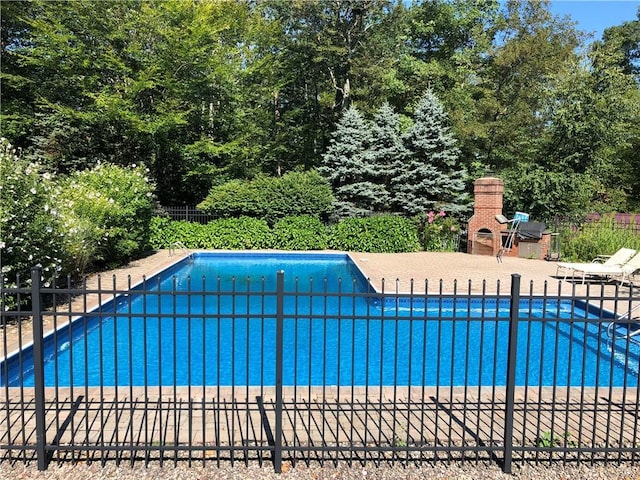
(365, 102), (407, 213)
(319, 107), (376, 218)
(393, 90), (469, 216)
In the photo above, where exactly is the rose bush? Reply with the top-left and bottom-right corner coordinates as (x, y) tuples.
(414, 210), (461, 252)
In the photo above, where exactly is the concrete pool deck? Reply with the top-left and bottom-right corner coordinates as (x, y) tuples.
(349, 251), (577, 294)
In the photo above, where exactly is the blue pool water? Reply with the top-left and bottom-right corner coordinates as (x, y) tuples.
(2, 252), (638, 388)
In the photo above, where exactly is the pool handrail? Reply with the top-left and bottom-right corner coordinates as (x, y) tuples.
(606, 303), (640, 343)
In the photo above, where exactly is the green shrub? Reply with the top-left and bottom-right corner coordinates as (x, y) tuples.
(328, 215), (421, 253)
(60, 163), (155, 271)
(149, 219), (209, 249)
(197, 170), (334, 224)
(148, 216), (174, 249)
(560, 215), (640, 262)
(149, 217), (273, 250)
(272, 215), (328, 250)
(206, 217), (273, 249)
(0, 138), (66, 289)
(1, 140), (157, 286)
(413, 210), (462, 252)
(197, 179), (260, 218)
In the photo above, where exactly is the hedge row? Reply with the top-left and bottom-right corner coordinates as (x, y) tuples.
(197, 170), (334, 225)
(150, 214), (421, 253)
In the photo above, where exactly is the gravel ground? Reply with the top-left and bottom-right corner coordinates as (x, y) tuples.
(1, 461), (639, 480)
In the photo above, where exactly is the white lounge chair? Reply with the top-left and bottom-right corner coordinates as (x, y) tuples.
(566, 250), (640, 284)
(614, 251), (640, 285)
(556, 248), (636, 283)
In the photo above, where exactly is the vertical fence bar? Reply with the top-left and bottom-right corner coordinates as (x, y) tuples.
(274, 271), (284, 473)
(31, 266), (47, 471)
(503, 273), (521, 474)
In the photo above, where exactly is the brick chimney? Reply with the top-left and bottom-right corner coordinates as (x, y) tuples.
(467, 177), (504, 256)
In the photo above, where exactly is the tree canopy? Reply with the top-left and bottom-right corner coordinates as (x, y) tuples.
(2, 0), (639, 219)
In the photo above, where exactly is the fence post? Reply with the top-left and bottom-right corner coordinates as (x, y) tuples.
(31, 266), (48, 470)
(503, 273), (521, 474)
(273, 271), (284, 473)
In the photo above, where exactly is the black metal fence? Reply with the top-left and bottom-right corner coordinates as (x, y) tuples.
(156, 206), (216, 224)
(156, 207), (640, 242)
(551, 213), (640, 236)
(1, 268), (639, 472)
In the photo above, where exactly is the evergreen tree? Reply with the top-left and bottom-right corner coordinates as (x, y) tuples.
(366, 102), (406, 213)
(319, 107), (377, 218)
(393, 90), (469, 216)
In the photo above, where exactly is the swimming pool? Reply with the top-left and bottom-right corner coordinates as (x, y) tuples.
(2, 252), (638, 388)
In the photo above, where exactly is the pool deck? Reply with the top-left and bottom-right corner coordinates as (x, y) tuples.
(349, 250), (587, 294)
(3, 384), (636, 465)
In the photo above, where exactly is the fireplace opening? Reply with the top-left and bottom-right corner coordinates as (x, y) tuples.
(472, 228), (494, 256)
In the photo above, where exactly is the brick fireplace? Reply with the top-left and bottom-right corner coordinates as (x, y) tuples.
(466, 177), (505, 256)
(466, 177), (554, 259)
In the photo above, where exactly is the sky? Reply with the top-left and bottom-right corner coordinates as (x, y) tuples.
(548, 1), (639, 41)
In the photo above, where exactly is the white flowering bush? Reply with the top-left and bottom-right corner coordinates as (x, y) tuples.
(1, 140), (156, 303)
(60, 163), (155, 270)
(56, 179), (110, 276)
(0, 138), (66, 290)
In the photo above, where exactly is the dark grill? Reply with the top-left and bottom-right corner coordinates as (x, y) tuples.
(517, 221), (547, 240)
